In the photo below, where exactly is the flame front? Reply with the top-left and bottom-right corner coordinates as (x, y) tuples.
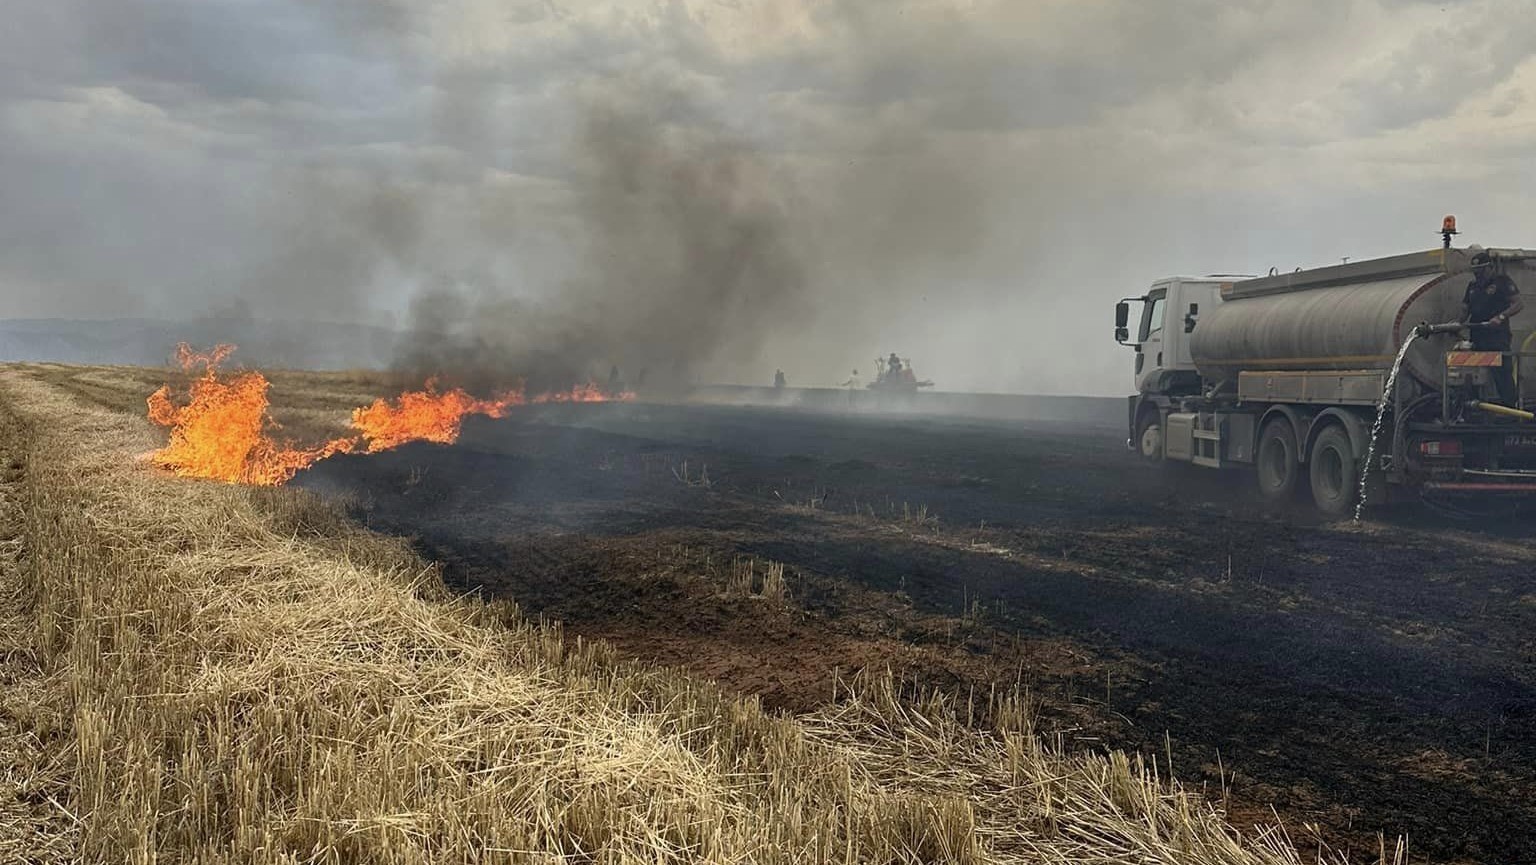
(147, 343), (634, 485)
(146, 345), (354, 486)
(350, 382), (526, 453)
(533, 382), (613, 404)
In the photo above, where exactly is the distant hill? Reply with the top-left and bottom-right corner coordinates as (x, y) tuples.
(0, 318), (400, 370)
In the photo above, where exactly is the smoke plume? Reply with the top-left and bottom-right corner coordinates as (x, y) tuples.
(394, 90), (812, 393)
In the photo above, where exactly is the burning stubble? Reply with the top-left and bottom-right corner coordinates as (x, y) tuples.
(147, 343), (631, 485)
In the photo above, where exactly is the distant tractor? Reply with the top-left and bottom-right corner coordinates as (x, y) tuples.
(869, 354), (934, 395)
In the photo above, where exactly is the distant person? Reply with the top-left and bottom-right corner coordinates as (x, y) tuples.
(887, 353), (902, 377)
(1463, 252), (1524, 406)
(774, 369), (786, 389)
(840, 369), (862, 406)
(608, 364), (621, 391)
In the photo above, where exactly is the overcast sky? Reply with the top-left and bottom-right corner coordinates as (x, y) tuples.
(3, 0), (1534, 394)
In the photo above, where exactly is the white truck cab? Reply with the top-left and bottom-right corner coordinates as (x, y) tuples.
(1117, 277), (1241, 395)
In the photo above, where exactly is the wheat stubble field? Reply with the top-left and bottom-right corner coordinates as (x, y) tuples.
(0, 363), (1398, 863)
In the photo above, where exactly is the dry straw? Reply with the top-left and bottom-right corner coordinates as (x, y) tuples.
(0, 367), (1375, 863)
(0, 404), (77, 863)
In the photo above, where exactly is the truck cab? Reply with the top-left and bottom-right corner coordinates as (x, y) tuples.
(1117, 278), (1238, 396)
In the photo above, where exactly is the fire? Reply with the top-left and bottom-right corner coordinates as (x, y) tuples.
(146, 344), (355, 486)
(147, 343), (634, 485)
(533, 382), (614, 404)
(348, 381), (631, 452)
(350, 382), (526, 453)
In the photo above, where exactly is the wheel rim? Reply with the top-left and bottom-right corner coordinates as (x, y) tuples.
(1140, 424), (1162, 459)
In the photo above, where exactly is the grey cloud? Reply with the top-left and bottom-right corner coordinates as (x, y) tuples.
(1334, 12), (1530, 132)
(74, 1), (339, 103)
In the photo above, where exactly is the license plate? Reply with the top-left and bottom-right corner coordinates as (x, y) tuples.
(1504, 434), (1536, 448)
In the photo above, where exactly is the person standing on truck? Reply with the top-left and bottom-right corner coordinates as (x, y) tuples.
(1463, 252), (1525, 406)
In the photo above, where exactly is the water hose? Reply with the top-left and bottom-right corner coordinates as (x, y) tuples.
(1469, 400), (1535, 421)
(1415, 321), (1467, 337)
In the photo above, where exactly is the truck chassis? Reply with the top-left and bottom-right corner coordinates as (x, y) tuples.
(1129, 353), (1536, 516)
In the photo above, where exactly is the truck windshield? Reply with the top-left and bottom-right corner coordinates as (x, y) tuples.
(1139, 291), (1167, 342)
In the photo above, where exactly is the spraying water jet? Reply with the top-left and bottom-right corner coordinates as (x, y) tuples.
(1355, 333), (1419, 521)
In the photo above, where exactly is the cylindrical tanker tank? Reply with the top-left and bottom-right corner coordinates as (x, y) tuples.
(1189, 248), (1534, 391)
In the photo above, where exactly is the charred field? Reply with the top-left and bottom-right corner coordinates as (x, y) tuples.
(298, 397), (1536, 864)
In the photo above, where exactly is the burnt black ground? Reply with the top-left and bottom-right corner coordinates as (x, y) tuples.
(297, 401), (1536, 864)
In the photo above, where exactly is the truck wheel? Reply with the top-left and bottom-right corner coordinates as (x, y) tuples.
(1135, 409), (1164, 463)
(1256, 419), (1300, 501)
(1309, 425), (1358, 517)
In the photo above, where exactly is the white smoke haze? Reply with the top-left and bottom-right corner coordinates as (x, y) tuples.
(3, 0), (1535, 394)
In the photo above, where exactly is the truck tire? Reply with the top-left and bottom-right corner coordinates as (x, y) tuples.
(1308, 425), (1358, 517)
(1256, 419), (1300, 501)
(1134, 408), (1164, 463)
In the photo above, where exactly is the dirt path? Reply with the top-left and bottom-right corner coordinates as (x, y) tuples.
(300, 402), (1536, 864)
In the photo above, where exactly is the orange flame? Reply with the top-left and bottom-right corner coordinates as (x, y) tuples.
(146, 344), (355, 485)
(147, 344), (634, 485)
(533, 382), (616, 404)
(349, 381), (526, 453)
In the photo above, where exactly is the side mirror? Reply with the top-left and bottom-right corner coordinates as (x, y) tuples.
(1184, 302), (1199, 334)
(1115, 327), (1129, 343)
(1115, 301), (1130, 329)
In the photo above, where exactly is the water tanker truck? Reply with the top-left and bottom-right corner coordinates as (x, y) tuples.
(1115, 224), (1536, 516)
